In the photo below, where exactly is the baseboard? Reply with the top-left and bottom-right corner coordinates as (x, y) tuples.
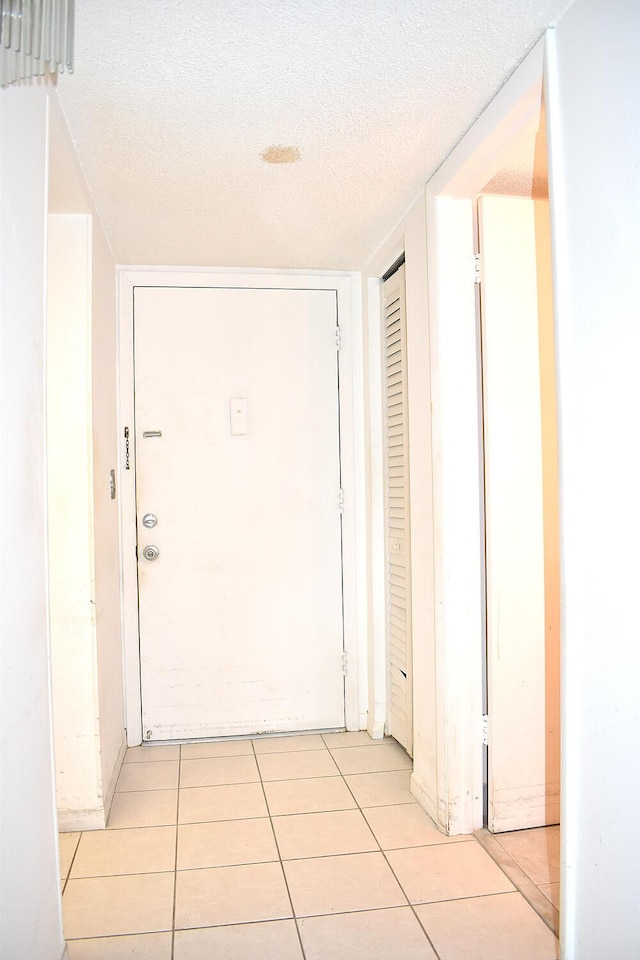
(102, 735), (127, 825)
(367, 719), (386, 740)
(410, 770), (441, 827)
(488, 781), (561, 832)
(57, 807), (105, 832)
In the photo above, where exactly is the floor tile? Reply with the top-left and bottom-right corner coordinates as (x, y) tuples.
(174, 919), (303, 960)
(70, 826), (176, 878)
(180, 739), (253, 759)
(540, 881), (561, 908)
(273, 808), (378, 860)
(174, 861), (292, 928)
(108, 789), (178, 829)
(345, 769), (415, 807)
(416, 892), (559, 959)
(178, 782), (268, 823)
(177, 817), (277, 868)
(59, 832), (81, 879)
(180, 754), (259, 788)
(257, 749), (339, 781)
(363, 803), (472, 850)
(284, 851), (407, 916)
(386, 842), (515, 904)
(264, 776), (357, 816)
(60, 729), (560, 958)
(253, 734), (326, 753)
(115, 760), (179, 792)
(124, 745), (180, 763)
(63, 872), (174, 939)
(330, 743), (413, 775)
(299, 907), (438, 960)
(66, 932), (172, 959)
(322, 731), (378, 748)
(496, 826), (561, 885)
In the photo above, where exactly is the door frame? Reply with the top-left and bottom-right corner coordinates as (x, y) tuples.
(423, 36), (548, 833)
(117, 267), (364, 746)
(361, 199), (434, 752)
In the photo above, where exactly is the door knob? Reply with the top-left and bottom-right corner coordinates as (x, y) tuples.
(142, 513), (158, 528)
(143, 545), (159, 561)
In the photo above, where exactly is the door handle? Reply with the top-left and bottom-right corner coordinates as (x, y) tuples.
(143, 545), (160, 561)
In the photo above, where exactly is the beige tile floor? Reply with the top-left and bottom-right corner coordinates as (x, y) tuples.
(60, 732), (559, 959)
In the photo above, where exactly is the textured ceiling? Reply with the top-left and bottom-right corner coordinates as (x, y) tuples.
(56, 0), (573, 270)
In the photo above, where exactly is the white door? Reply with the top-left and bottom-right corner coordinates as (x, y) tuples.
(479, 196), (561, 831)
(134, 286), (345, 741)
(382, 265), (413, 754)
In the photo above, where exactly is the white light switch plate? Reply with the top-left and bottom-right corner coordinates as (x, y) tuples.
(229, 398), (249, 436)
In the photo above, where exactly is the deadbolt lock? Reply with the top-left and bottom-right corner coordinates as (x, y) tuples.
(142, 513), (158, 528)
(143, 544), (159, 561)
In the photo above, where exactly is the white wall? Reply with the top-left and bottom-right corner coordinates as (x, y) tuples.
(48, 214), (103, 827)
(546, 0), (640, 955)
(0, 84), (66, 960)
(48, 99), (125, 830)
(91, 212), (125, 805)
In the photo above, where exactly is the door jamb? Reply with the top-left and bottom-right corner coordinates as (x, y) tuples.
(117, 267), (364, 746)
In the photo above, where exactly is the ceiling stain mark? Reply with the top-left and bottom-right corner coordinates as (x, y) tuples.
(260, 145), (301, 164)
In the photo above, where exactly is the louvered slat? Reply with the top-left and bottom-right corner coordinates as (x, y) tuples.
(382, 263), (412, 755)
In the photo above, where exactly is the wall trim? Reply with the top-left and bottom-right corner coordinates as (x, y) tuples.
(410, 771), (438, 824)
(57, 808), (106, 833)
(102, 735), (127, 824)
(117, 267), (365, 745)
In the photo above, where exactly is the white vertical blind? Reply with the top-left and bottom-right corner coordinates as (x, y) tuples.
(0, 0), (74, 88)
(382, 263), (413, 754)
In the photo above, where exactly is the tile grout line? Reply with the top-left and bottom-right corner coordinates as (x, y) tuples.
(61, 831), (83, 897)
(251, 738), (308, 960)
(108, 735), (512, 955)
(62, 844), (502, 883)
(63, 741), (504, 960)
(333, 746), (445, 960)
(105, 797), (418, 831)
(170, 744), (182, 960)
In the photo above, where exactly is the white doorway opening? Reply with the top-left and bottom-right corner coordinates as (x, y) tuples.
(424, 35), (560, 835)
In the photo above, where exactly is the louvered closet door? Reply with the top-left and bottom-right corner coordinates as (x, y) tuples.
(382, 264), (413, 755)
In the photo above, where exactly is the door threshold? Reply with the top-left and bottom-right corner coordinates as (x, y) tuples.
(141, 727), (347, 747)
(474, 828), (559, 937)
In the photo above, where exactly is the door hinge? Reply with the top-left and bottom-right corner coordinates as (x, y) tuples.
(342, 650), (348, 676)
(124, 426), (131, 470)
(338, 487), (345, 514)
(474, 253), (481, 285)
(335, 325), (341, 351)
(482, 713), (489, 746)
